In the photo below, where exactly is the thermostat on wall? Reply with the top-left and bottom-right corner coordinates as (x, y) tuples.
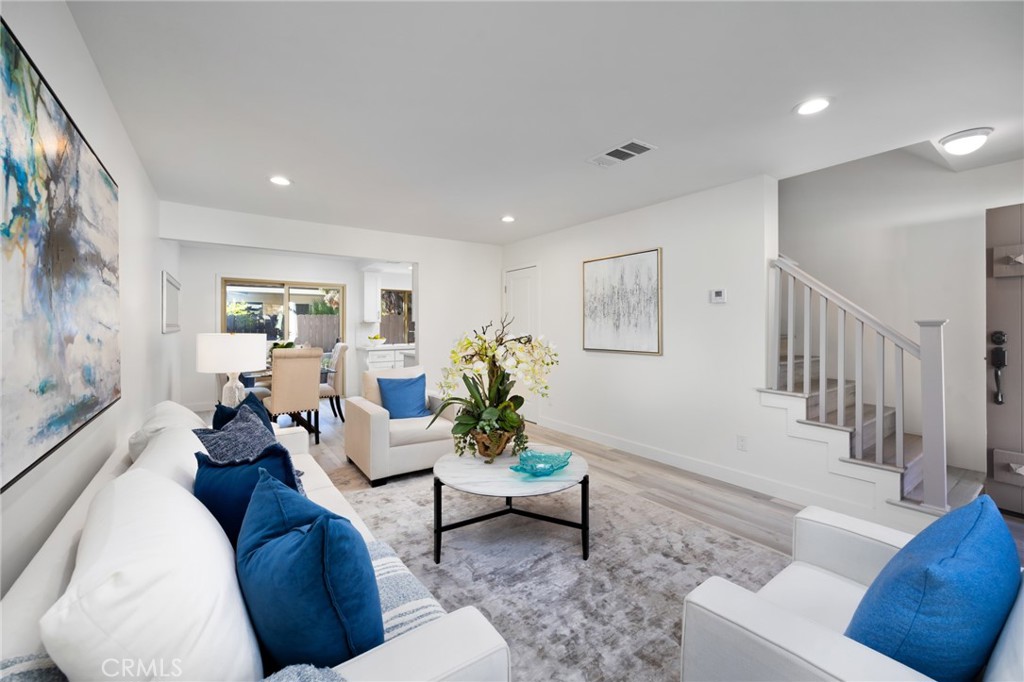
(709, 289), (727, 304)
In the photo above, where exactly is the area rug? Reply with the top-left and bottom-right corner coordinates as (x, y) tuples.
(342, 471), (790, 681)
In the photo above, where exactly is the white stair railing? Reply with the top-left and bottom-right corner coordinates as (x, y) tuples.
(768, 257), (949, 510)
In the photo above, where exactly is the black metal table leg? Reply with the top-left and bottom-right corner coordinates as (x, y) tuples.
(581, 474), (590, 560)
(433, 477), (442, 564)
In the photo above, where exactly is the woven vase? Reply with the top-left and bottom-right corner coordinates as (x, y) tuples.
(471, 430), (514, 463)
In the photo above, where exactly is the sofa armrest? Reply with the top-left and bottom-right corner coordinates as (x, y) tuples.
(334, 607), (509, 681)
(681, 577), (931, 682)
(272, 424), (309, 456)
(427, 391), (458, 423)
(344, 397), (391, 482)
(792, 506), (914, 586)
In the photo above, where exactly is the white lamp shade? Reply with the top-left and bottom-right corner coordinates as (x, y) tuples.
(196, 333), (267, 373)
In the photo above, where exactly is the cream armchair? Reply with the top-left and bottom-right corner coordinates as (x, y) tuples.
(344, 366), (455, 486)
(680, 506), (1024, 681)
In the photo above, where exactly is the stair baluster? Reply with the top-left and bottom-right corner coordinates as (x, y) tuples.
(769, 258), (948, 509)
(819, 295), (827, 424)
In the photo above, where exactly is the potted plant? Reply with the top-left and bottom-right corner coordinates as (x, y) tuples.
(431, 317), (558, 462)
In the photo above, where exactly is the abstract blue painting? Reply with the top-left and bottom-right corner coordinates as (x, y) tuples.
(583, 248), (662, 354)
(1, 21), (120, 491)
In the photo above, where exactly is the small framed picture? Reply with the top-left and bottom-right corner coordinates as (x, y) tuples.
(162, 270), (181, 334)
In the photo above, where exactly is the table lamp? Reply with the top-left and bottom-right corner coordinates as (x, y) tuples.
(196, 333), (267, 407)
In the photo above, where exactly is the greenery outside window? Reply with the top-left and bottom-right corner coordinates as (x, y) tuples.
(222, 279), (346, 353)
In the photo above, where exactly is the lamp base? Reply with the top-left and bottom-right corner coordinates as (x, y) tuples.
(222, 372), (246, 407)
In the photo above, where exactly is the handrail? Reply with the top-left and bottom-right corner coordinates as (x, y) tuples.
(772, 258), (921, 358)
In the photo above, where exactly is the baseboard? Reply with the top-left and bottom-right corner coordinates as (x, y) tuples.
(536, 416), (874, 517)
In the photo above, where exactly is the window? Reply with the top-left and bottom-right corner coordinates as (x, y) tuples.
(222, 279), (345, 351)
(380, 289), (413, 344)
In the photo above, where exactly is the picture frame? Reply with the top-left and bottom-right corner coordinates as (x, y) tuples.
(582, 248), (662, 354)
(2, 20), (121, 491)
(162, 270), (182, 333)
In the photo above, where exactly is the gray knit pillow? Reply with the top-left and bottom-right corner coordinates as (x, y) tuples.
(193, 406), (277, 462)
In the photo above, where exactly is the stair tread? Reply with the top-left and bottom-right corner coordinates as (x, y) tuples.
(807, 401), (894, 424)
(858, 433), (924, 470)
(902, 466), (985, 509)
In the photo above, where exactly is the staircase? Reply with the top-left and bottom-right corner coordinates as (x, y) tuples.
(766, 257), (983, 516)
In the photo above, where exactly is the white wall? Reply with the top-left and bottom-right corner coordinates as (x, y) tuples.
(161, 202), (502, 398)
(780, 151), (1024, 472)
(503, 178), (857, 495)
(1, 3), (178, 594)
(178, 244), (365, 408)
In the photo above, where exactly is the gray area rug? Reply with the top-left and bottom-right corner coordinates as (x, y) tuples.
(342, 469), (789, 681)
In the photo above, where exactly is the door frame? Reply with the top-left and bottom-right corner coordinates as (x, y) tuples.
(502, 263), (542, 423)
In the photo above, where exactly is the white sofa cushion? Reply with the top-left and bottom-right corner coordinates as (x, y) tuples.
(756, 561), (867, 632)
(39, 469), (263, 681)
(362, 365), (428, 407)
(389, 415), (454, 447)
(127, 400), (206, 461)
(129, 427), (206, 490)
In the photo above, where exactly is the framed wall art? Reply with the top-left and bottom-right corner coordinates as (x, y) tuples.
(583, 248), (662, 354)
(162, 271), (181, 333)
(1, 20), (121, 491)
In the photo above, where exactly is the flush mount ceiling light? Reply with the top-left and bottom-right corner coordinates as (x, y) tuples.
(795, 97), (831, 115)
(501, 215), (515, 223)
(939, 127), (994, 156)
(269, 175), (291, 186)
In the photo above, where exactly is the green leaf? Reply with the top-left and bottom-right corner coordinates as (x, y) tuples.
(455, 413), (479, 425)
(509, 395), (525, 410)
(481, 406), (499, 421)
(463, 374), (485, 408)
(452, 422), (475, 436)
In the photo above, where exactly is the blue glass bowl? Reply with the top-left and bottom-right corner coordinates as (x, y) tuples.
(510, 450), (572, 477)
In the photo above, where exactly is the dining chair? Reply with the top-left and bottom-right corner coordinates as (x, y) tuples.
(262, 347), (323, 444)
(319, 341), (348, 421)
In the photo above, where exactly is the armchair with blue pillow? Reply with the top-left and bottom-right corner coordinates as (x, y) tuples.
(681, 496), (1023, 682)
(344, 366), (456, 486)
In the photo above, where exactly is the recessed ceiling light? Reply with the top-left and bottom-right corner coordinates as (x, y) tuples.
(939, 127), (994, 156)
(501, 215), (515, 223)
(269, 175), (291, 186)
(795, 97), (831, 115)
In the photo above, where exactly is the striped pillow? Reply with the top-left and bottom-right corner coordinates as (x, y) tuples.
(367, 541), (446, 640)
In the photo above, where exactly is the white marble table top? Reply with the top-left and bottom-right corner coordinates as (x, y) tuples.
(433, 445), (588, 498)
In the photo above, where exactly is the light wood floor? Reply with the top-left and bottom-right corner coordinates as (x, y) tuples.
(296, 402), (1024, 562)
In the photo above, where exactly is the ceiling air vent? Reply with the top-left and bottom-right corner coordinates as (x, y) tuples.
(587, 139), (657, 168)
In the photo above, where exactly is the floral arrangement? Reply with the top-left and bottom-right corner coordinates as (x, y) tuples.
(432, 317), (558, 461)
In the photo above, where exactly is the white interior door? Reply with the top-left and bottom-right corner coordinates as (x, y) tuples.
(504, 266), (540, 423)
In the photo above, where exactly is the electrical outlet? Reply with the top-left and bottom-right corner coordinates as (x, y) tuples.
(736, 435), (748, 452)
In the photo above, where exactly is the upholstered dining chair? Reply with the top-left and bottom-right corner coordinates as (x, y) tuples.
(319, 341), (348, 421)
(262, 347), (323, 444)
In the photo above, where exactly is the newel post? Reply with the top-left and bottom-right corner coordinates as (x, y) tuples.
(917, 320), (948, 511)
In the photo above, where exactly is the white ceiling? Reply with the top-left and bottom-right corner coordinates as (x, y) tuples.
(67, 1), (1023, 245)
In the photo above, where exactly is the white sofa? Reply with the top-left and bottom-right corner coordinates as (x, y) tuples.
(681, 506), (1024, 681)
(345, 366), (455, 486)
(1, 401), (510, 681)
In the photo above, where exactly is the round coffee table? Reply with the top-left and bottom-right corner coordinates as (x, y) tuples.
(432, 448), (589, 563)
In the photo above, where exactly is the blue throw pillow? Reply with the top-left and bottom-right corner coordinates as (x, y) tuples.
(845, 495), (1021, 682)
(193, 444), (300, 546)
(236, 471), (384, 670)
(377, 375), (431, 419)
(213, 392), (274, 432)
(194, 405), (278, 461)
